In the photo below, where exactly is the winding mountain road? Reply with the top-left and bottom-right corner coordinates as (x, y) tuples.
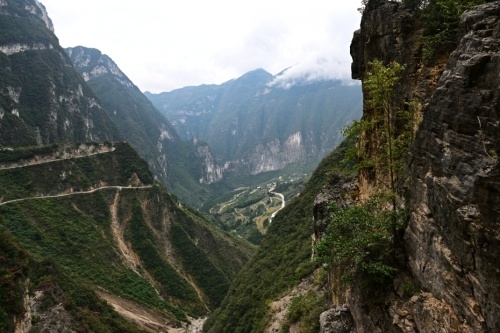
(0, 185), (152, 207)
(0, 146), (115, 170)
(269, 191), (285, 223)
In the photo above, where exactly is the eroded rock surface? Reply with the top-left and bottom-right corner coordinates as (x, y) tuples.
(407, 2), (500, 332)
(345, 1), (500, 332)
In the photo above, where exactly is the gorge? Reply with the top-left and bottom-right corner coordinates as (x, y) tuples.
(0, 0), (499, 332)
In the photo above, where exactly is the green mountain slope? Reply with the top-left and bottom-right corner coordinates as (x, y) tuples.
(0, 142), (254, 332)
(146, 70), (362, 176)
(66, 46), (227, 208)
(0, 0), (121, 147)
(203, 138), (355, 332)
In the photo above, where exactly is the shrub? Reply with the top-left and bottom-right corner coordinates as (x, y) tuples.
(315, 201), (403, 287)
(282, 292), (326, 333)
(422, 0), (485, 60)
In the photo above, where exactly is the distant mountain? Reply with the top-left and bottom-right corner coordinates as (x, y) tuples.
(0, 0), (121, 147)
(146, 69), (362, 177)
(66, 46), (226, 206)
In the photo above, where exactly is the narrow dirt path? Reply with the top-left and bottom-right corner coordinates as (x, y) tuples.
(0, 185), (152, 207)
(0, 146), (115, 170)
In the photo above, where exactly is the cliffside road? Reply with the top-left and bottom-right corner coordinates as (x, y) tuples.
(0, 185), (152, 207)
(0, 146), (115, 170)
(269, 191), (285, 223)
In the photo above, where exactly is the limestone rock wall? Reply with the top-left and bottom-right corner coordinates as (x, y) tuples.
(406, 2), (500, 331)
(348, 1), (500, 332)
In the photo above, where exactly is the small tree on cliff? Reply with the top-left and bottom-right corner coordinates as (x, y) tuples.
(342, 60), (411, 250)
(364, 60), (406, 203)
(344, 60), (409, 196)
(318, 60), (413, 292)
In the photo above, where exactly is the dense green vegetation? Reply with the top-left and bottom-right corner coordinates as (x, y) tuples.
(0, 142), (152, 202)
(0, 142), (254, 330)
(0, 227), (28, 332)
(126, 200), (200, 318)
(0, 14), (56, 46)
(316, 201), (402, 287)
(147, 70), (362, 176)
(204, 138), (356, 333)
(0, 193), (175, 311)
(0, 226), (149, 333)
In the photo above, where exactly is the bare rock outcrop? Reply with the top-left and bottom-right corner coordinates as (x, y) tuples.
(344, 1), (500, 332)
(406, 2), (500, 332)
(319, 305), (356, 333)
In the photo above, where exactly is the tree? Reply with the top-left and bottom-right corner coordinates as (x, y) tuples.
(342, 60), (412, 255)
(422, 0), (485, 59)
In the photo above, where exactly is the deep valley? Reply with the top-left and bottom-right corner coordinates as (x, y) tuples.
(0, 0), (499, 332)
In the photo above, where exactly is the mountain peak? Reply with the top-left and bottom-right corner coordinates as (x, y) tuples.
(66, 46), (133, 88)
(236, 68), (273, 83)
(0, 0), (54, 32)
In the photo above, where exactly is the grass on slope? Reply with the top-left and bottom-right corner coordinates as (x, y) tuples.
(204, 137), (355, 333)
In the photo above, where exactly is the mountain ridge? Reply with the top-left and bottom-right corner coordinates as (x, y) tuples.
(0, 0), (122, 147)
(66, 46), (227, 206)
(146, 69), (363, 178)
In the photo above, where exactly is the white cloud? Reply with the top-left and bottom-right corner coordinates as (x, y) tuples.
(41, 0), (361, 92)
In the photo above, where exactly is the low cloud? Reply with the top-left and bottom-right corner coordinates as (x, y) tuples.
(268, 54), (355, 89)
(42, 0), (361, 92)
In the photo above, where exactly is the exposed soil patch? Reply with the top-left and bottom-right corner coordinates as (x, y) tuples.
(98, 291), (184, 333)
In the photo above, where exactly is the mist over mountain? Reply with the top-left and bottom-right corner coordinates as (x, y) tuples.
(146, 68), (362, 177)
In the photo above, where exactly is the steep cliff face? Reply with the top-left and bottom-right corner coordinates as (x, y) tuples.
(66, 46), (178, 187)
(193, 142), (225, 184)
(348, 1), (500, 332)
(0, 0), (122, 147)
(147, 70), (362, 177)
(406, 3), (500, 331)
(66, 46), (226, 205)
(351, 0), (447, 199)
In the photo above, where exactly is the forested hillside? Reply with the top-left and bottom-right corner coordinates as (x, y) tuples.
(0, 142), (254, 332)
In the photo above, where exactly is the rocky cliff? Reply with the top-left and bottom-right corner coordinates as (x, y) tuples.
(0, 0), (122, 147)
(333, 0), (500, 332)
(203, 1), (499, 332)
(406, 2), (500, 331)
(66, 46), (226, 206)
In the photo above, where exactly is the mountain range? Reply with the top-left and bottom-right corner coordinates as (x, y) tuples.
(0, 1), (252, 331)
(65, 46), (227, 207)
(2, 0), (495, 333)
(146, 69), (362, 177)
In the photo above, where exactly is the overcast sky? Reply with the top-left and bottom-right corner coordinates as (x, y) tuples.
(40, 0), (361, 93)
